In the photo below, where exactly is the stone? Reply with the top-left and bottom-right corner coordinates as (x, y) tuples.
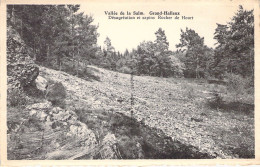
(38, 111), (48, 121)
(27, 102), (52, 121)
(55, 143), (60, 148)
(7, 25), (39, 89)
(35, 75), (48, 91)
(102, 133), (117, 145)
(69, 122), (89, 138)
(45, 82), (66, 104)
(29, 110), (47, 121)
(29, 109), (37, 116)
(69, 125), (79, 135)
(100, 133), (118, 159)
(52, 109), (76, 122)
(26, 101), (52, 111)
(46, 115), (52, 122)
(136, 142), (144, 158)
(52, 107), (63, 114)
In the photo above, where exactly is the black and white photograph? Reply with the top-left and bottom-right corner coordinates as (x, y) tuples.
(1, 0), (259, 163)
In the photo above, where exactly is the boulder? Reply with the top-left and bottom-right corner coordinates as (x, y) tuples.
(46, 126), (98, 160)
(29, 109), (37, 116)
(52, 109), (78, 123)
(38, 111), (48, 121)
(26, 101), (52, 111)
(57, 123), (98, 158)
(46, 82), (66, 105)
(27, 103), (49, 121)
(51, 107), (63, 114)
(35, 76), (48, 91)
(135, 142), (144, 159)
(68, 122), (90, 139)
(102, 133), (117, 146)
(7, 25), (39, 90)
(100, 133), (119, 159)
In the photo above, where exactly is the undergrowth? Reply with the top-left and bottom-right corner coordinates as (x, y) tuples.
(73, 106), (213, 159)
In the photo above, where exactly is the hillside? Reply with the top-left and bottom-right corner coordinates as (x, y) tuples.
(24, 65), (253, 159)
(6, 4), (255, 160)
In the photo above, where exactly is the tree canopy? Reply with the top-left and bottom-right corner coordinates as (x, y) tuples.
(213, 5), (254, 78)
(7, 5), (254, 82)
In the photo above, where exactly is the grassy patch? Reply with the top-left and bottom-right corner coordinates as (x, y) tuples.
(7, 89), (28, 107)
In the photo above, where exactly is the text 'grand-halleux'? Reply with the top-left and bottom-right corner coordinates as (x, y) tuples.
(104, 11), (180, 15)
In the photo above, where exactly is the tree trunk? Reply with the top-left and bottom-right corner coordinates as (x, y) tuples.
(46, 45), (49, 64)
(11, 5), (15, 24)
(57, 55), (61, 69)
(77, 50), (79, 77)
(20, 15), (23, 39)
(195, 56), (199, 79)
(38, 41), (42, 62)
(249, 51), (254, 77)
(33, 39), (36, 61)
(130, 71), (134, 119)
(59, 61), (62, 71)
(71, 9), (75, 69)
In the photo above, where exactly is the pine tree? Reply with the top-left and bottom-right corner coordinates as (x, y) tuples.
(214, 5), (254, 78)
(7, 5), (100, 73)
(154, 28), (169, 52)
(176, 28), (208, 78)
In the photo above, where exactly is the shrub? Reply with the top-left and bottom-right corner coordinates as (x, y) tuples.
(118, 66), (132, 74)
(208, 92), (224, 109)
(46, 82), (66, 106)
(225, 73), (252, 100)
(7, 89), (27, 107)
(117, 135), (142, 159)
(169, 55), (185, 77)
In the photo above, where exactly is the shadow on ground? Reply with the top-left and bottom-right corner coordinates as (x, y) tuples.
(208, 98), (254, 116)
(75, 108), (214, 159)
(220, 101), (254, 114)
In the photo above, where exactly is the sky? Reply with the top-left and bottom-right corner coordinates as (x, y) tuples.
(79, 1), (255, 53)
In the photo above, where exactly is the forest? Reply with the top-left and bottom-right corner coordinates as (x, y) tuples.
(7, 5), (254, 84)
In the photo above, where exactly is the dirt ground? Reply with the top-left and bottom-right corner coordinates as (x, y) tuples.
(40, 65), (254, 158)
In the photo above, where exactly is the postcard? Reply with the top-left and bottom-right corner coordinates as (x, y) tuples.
(0, 0), (259, 166)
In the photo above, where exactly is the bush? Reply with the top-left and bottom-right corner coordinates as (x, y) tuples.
(226, 73), (249, 98)
(169, 55), (185, 77)
(118, 66), (132, 74)
(208, 92), (224, 109)
(46, 82), (66, 106)
(7, 89), (27, 107)
(117, 135), (142, 159)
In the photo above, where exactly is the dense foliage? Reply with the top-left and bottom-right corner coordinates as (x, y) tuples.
(7, 5), (99, 75)
(7, 5), (254, 83)
(7, 24), (39, 90)
(98, 28), (185, 77)
(176, 28), (214, 78)
(213, 6), (254, 79)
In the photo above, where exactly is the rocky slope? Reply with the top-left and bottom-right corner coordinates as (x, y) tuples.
(38, 65), (254, 159)
(7, 64), (254, 159)
(8, 23), (254, 159)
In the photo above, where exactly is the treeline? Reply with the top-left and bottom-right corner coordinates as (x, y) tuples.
(96, 6), (254, 81)
(99, 29), (185, 77)
(7, 5), (99, 76)
(7, 5), (254, 82)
